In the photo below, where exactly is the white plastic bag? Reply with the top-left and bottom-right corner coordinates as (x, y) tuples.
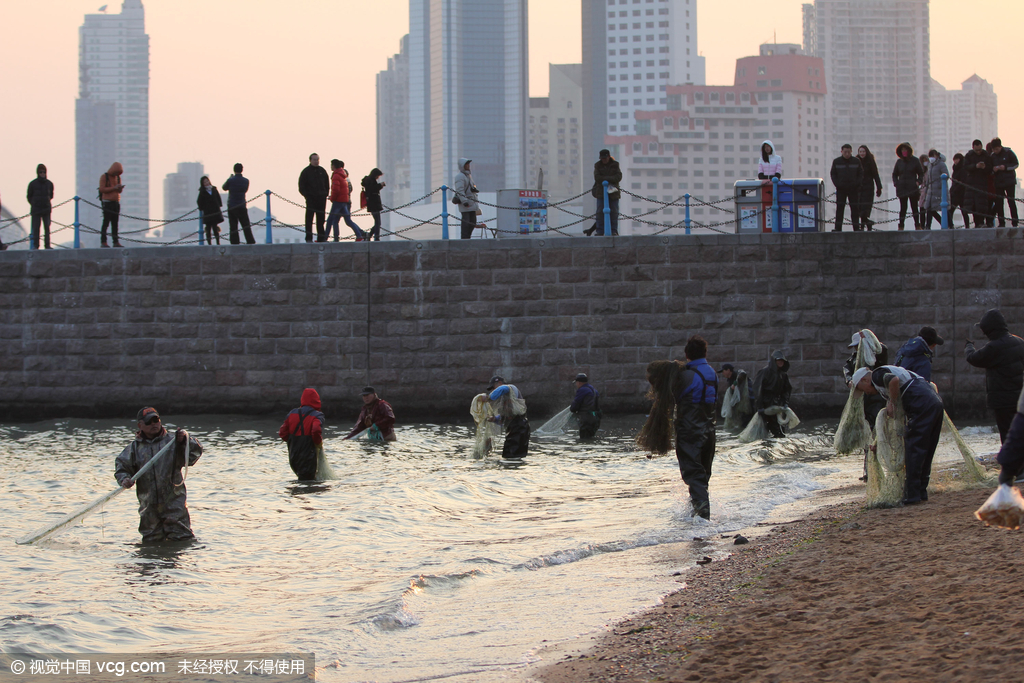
(975, 485), (1024, 530)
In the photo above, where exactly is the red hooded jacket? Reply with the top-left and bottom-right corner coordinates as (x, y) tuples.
(330, 168), (351, 203)
(279, 388), (324, 445)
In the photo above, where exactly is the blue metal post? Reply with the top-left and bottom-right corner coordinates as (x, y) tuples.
(265, 190), (273, 244)
(771, 177), (781, 233)
(940, 173), (950, 229)
(602, 181), (611, 236)
(684, 194), (692, 235)
(441, 185), (450, 240)
(198, 210), (205, 245)
(73, 196), (81, 249)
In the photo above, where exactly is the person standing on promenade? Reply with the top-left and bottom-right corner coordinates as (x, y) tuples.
(590, 149), (622, 236)
(921, 150), (948, 229)
(754, 350), (793, 438)
(115, 407), (203, 543)
(361, 169), (386, 242)
(830, 144), (863, 232)
(989, 138), (1019, 228)
(569, 373), (601, 440)
(484, 376), (530, 459)
(949, 153), (971, 228)
(757, 140), (783, 181)
(26, 164), (53, 249)
(222, 163), (256, 244)
(895, 326), (943, 382)
(98, 161), (124, 248)
(279, 388), (326, 480)
(196, 176), (224, 245)
(637, 336), (718, 519)
(453, 158), (481, 240)
(855, 146), (883, 231)
(720, 363), (754, 430)
(965, 309), (1024, 443)
(892, 143), (924, 230)
(298, 153), (330, 243)
(962, 140), (992, 229)
(854, 366), (943, 505)
(326, 160), (364, 242)
(996, 387), (1024, 485)
(346, 387), (397, 442)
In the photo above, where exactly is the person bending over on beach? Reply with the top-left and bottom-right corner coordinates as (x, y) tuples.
(115, 407), (203, 543)
(570, 373), (602, 440)
(637, 336), (718, 520)
(996, 387), (1024, 485)
(484, 376), (530, 459)
(346, 386), (397, 442)
(754, 350), (793, 438)
(279, 388), (326, 479)
(853, 366), (944, 505)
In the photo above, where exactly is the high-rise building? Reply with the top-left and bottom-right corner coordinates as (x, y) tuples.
(803, 0), (929, 165)
(931, 75), (999, 158)
(163, 162), (204, 240)
(407, 0), (528, 200)
(527, 64), (585, 200)
(605, 45), (827, 235)
(377, 34), (412, 230)
(582, 0), (705, 158)
(76, 0), (150, 240)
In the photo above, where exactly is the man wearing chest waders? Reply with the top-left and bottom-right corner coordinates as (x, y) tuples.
(485, 376), (530, 459)
(115, 407), (203, 543)
(279, 388), (325, 480)
(853, 366), (944, 505)
(569, 373), (602, 440)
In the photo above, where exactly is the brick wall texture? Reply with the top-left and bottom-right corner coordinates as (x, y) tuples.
(1, 230), (1021, 421)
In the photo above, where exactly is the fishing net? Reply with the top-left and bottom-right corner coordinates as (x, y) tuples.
(470, 394), (502, 458)
(975, 484), (1024, 530)
(721, 387), (738, 420)
(774, 406), (801, 430)
(940, 411), (991, 484)
(834, 330), (882, 455)
(865, 402), (906, 508)
(314, 445), (338, 480)
(737, 413), (769, 443)
(534, 406), (573, 436)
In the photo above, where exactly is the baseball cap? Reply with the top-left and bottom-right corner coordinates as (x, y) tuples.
(720, 363), (735, 373)
(919, 326), (944, 346)
(851, 367), (872, 392)
(136, 407), (160, 424)
(848, 332), (864, 348)
(575, 373), (588, 383)
(360, 386), (376, 396)
(599, 149), (610, 158)
(487, 376), (505, 391)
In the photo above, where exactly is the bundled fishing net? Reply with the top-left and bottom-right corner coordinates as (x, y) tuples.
(534, 406), (573, 436)
(470, 394), (502, 458)
(834, 329), (883, 455)
(314, 445), (338, 480)
(737, 413), (769, 443)
(975, 485), (1024, 530)
(774, 406), (801, 430)
(865, 402), (906, 508)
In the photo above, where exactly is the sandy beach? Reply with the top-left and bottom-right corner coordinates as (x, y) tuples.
(532, 485), (1023, 683)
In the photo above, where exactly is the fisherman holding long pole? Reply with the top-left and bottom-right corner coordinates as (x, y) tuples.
(115, 407), (203, 543)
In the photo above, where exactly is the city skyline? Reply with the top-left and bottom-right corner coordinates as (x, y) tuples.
(1, 0), (1019, 235)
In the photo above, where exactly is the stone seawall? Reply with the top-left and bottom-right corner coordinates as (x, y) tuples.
(0, 230), (1021, 421)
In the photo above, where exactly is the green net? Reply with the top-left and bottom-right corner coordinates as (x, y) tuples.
(470, 394), (503, 459)
(865, 402), (906, 508)
(834, 330), (882, 455)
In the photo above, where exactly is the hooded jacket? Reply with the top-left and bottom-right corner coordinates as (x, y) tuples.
(99, 162), (124, 202)
(892, 144), (924, 198)
(921, 153), (949, 212)
(453, 158), (479, 213)
(991, 147), (1019, 189)
(592, 156), (623, 199)
(830, 154), (863, 190)
(896, 336), (936, 382)
(26, 176), (54, 216)
(754, 350), (792, 410)
(279, 388), (326, 480)
(330, 167), (351, 203)
(361, 171), (385, 213)
(757, 140), (783, 179)
(965, 310), (1024, 409)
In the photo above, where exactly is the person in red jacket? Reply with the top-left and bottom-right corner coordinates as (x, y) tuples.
(326, 159), (365, 242)
(279, 388), (325, 480)
(345, 386), (396, 441)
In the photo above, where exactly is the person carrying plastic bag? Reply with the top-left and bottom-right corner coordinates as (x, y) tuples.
(977, 386), (1024, 529)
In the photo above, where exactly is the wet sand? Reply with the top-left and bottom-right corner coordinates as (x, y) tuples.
(532, 485), (1024, 682)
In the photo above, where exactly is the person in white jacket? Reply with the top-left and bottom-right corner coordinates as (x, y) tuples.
(757, 140), (783, 182)
(453, 158), (480, 239)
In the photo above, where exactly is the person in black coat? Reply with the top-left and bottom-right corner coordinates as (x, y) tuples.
(830, 144), (864, 232)
(361, 169), (385, 242)
(754, 350), (793, 438)
(989, 138), (1019, 228)
(962, 139), (992, 228)
(949, 153), (970, 228)
(996, 388), (1024, 486)
(855, 145), (883, 231)
(298, 153), (330, 243)
(965, 309), (1024, 443)
(26, 163), (54, 249)
(196, 176), (224, 245)
(892, 142), (924, 230)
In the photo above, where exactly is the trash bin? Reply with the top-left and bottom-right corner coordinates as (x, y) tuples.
(496, 190), (548, 239)
(776, 179), (825, 233)
(734, 180), (771, 234)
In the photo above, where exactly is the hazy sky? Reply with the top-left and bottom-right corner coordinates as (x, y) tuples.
(2, 0), (1020, 228)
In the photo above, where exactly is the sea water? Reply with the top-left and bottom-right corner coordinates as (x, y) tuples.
(0, 415), (1001, 682)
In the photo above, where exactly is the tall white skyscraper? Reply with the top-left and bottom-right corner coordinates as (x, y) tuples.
(527, 64), (585, 200)
(582, 0), (705, 157)
(407, 0), (528, 200)
(76, 0), (150, 236)
(377, 35), (412, 226)
(931, 75), (999, 158)
(803, 0), (929, 162)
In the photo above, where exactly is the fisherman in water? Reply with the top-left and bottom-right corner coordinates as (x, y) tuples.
(279, 388), (326, 479)
(345, 386), (397, 441)
(569, 373), (602, 439)
(485, 376), (530, 459)
(115, 407), (203, 543)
